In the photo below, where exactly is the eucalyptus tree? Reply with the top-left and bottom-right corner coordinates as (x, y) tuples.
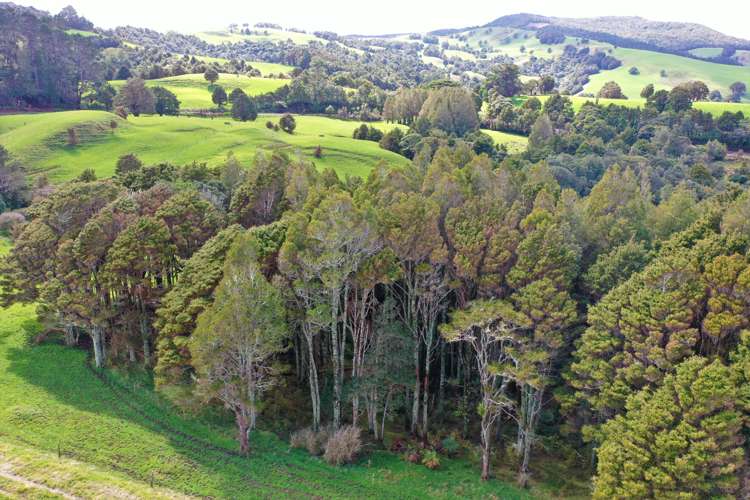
(190, 233), (288, 455)
(280, 188), (380, 429)
(441, 299), (531, 480)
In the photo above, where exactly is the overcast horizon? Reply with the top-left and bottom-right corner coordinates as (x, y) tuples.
(11, 0), (750, 39)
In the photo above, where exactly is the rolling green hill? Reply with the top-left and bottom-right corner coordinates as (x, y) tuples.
(526, 95), (750, 116)
(110, 74), (289, 110)
(0, 112), (409, 181)
(584, 48), (750, 100)
(196, 29), (327, 45)
(0, 111), (528, 183)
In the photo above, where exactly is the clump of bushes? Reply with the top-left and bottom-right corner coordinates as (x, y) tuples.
(421, 450), (440, 470)
(323, 426), (361, 466)
(290, 425), (362, 465)
(290, 427), (329, 456)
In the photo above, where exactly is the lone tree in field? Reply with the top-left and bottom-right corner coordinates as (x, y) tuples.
(640, 83), (655, 98)
(189, 234), (288, 455)
(729, 81), (747, 102)
(597, 81), (626, 99)
(152, 86), (180, 116)
(204, 68), (219, 85)
(212, 86), (228, 108)
(230, 90), (257, 121)
(279, 113), (296, 134)
(114, 78), (155, 116)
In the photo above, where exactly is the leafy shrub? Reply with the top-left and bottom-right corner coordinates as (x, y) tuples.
(390, 438), (408, 453)
(440, 435), (461, 456)
(323, 426), (361, 466)
(422, 450), (440, 469)
(290, 427), (329, 456)
(265, 120), (274, 130)
(404, 449), (422, 464)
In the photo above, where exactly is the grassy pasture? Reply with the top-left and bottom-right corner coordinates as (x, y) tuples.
(0, 112), (409, 181)
(0, 111), (529, 183)
(183, 56), (294, 76)
(584, 48), (750, 101)
(196, 29), (326, 45)
(527, 95), (750, 116)
(109, 73), (289, 110)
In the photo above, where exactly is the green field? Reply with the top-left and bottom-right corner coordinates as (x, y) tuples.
(196, 29), (327, 45)
(0, 112), (412, 181)
(110, 73), (289, 110)
(584, 47), (750, 100)
(483, 130), (528, 153)
(0, 111), (530, 182)
(182, 56), (294, 76)
(530, 95), (750, 116)
(0, 233), (540, 499)
(689, 47), (723, 59)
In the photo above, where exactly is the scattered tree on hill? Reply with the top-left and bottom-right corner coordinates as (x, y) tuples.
(279, 113), (296, 134)
(212, 86), (228, 108)
(597, 81), (625, 99)
(152, 86), (179, 116)
(628, 66), (639, 75)
(204, 68), (219, 85)
(115, 78), (155, 116)
(230, 90), (257, 121)
(730, 81), (747, 102)
(115, 153), (143, 176)
(640, 83), (654, 98)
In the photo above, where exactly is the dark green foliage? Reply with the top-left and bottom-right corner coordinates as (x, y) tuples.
(211, 86), (227, 108)
(418, 87), (479, 137)
(593, 356), (746, 498)
(279, 113), (296, 134)
(152, 86), (180, 116)
(230, 91), (257, 121)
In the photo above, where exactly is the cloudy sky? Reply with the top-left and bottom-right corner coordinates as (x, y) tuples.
(14, 0), (750, 39)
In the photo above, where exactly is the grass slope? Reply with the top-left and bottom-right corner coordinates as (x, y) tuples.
(196, 29), (326, 45)
(0, 234), (537, 499)
(110, 74), (289, 110)
(0, 112), (409, 181)
(584, 48), (750, 100)
(528, 95), (750, 116)
(0, 112), (528, 182)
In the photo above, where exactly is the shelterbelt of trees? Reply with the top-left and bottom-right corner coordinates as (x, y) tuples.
(3, 64), (750, 493)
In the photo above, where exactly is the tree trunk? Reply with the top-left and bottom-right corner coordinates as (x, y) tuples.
(480, 410), (492, 481)
(438, 341), (446, 415)
(140, 316), (152, 366)
(90, 325), (105, 369)
(422, 332), (435, 435)
(411, 343), (421, 435)
(237, 411), (250, 456)
(305, 329), (321, 431)
(63, 324), (77, 347)
(331, 290), (342, 429)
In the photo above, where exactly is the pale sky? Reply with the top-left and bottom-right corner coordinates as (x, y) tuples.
(14, 0), (750, 39)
